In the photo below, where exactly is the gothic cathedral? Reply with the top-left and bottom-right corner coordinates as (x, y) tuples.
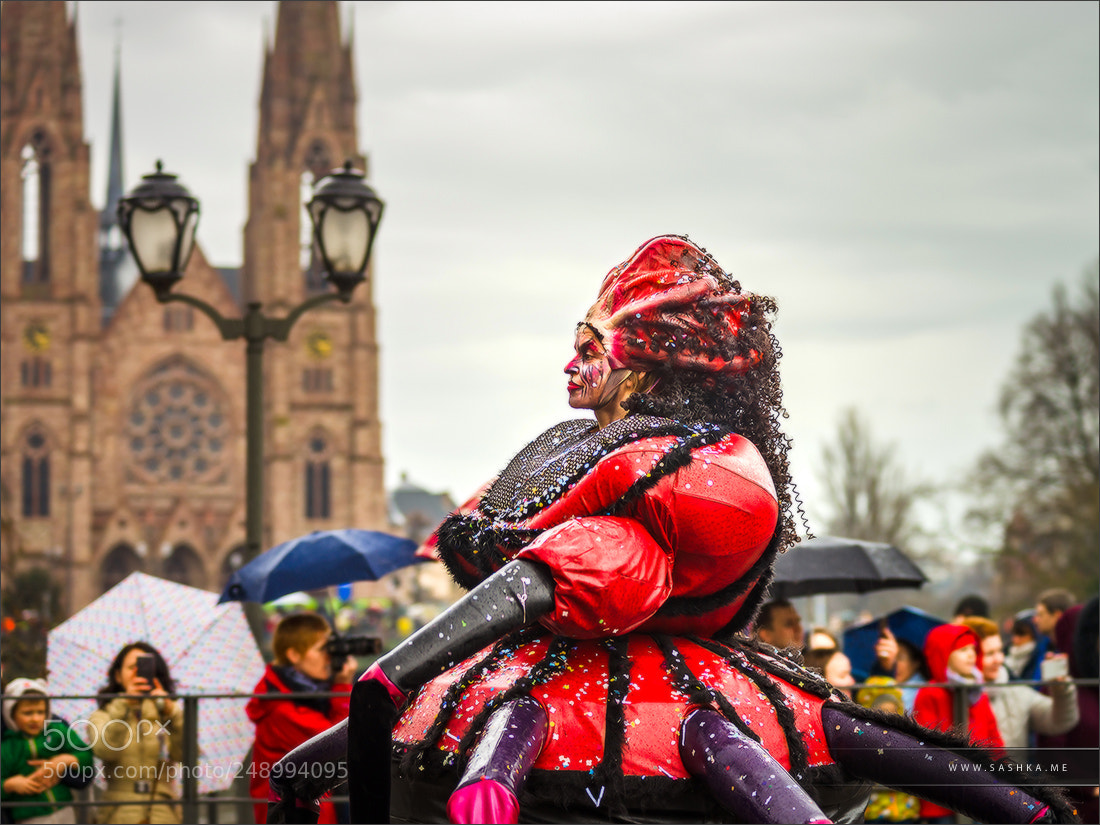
(1, 1), (389, 614)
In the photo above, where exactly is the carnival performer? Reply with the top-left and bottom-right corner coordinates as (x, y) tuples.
(269, 236), (1075, 824)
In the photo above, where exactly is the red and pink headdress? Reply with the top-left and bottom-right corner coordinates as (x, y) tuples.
(585, 235), (761, 376)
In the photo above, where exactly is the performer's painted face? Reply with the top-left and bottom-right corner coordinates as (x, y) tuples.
(565, 324), (632, 414)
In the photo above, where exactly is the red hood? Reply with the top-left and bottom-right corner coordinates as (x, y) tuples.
(922, 623), (982, 682)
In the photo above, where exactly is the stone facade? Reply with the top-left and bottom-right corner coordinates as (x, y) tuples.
(1, 1), (390, 614)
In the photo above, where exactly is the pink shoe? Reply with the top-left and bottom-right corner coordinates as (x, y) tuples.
(447, 778), (519, 824)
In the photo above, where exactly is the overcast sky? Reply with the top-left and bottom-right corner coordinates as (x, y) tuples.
(72, 1), (1098, 540)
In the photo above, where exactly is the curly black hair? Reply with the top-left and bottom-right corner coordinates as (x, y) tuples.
(621, 241), (801, 559)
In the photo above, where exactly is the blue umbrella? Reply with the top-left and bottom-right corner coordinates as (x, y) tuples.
(842, 606), (946, 681)
(218, 529), (425, 604)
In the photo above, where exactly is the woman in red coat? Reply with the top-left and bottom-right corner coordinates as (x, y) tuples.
(247, 613), (355, 824)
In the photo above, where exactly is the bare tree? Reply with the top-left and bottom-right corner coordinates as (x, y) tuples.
(815, 407), (932, 548)
(968, 264), (1099, 610)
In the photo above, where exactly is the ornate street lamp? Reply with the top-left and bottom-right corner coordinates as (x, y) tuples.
(309, 160), (385, 298)
(118, 160), (384, 564)
(115, 160), (199, 298)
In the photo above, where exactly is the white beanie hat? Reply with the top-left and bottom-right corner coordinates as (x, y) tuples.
(2, 677), (50, 731)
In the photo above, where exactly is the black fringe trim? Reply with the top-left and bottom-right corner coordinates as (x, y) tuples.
(734, 637), (838, 701)
(716, 536), (780, 637)
(496, 418), (701, 522)
(393, 743), (724, 821)
(451, 636), (573, 769)
(591, 637), (631, 818)
(656, 521), (779, 621)
(398, 626), (540, 778)
(434, 512), (515, 591)
(521, 771), (722, 820)
(599, 422), (732, 519)
(690, 637), (822, 786)
(652, 633), (761, 745)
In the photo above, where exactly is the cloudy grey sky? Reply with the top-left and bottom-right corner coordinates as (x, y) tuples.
(73, 1), (1098, 538)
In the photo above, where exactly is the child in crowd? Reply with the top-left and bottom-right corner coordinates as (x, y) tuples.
(1, 678), (93, 825)
(914, 624), (1005, 824)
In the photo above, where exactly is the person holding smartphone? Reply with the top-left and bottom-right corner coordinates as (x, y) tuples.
(88, 642), (183, 824)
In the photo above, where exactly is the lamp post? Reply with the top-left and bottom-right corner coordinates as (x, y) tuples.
(118, 160), (384, 566)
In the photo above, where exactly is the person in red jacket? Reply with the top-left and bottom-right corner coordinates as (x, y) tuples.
(915, 623), (1006, 823)
(247, 612), (356, 824)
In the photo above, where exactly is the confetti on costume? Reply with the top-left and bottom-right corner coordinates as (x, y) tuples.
(267, 237), (1077, 824)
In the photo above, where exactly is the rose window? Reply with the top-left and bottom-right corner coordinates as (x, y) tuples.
(126, 359), (230, 484)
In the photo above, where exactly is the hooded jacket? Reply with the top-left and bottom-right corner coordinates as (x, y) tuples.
(914, 624), (1004, 747)
(1, 678), (94, 822)
(246, 664), (351, 825)
(914, 623), (1005, 820)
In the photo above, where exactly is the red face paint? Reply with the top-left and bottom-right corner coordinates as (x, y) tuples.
(565, 325), (630, 413)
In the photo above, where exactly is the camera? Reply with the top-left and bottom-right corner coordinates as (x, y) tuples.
(325, 634), (382, 672)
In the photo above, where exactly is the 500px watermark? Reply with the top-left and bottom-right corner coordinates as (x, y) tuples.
(45, 719), (172, 753)
(61, 763), (237, 784)
(60, 761), (349, 784)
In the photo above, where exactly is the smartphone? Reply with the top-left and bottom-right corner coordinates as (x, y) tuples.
(135, 654), (157, 686)
(1040, 656), (1068, 681)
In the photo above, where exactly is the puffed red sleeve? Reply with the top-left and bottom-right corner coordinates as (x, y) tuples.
(516, 516), (672, 638)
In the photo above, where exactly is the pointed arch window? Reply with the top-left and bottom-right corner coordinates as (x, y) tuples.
(305, 433), (332, 520)
(163, 543), (205, 589)
(21, 132), (52, 284)
(21, 428), (51, 518)
(20, 358), (52, 388)
(100, 543), (143, 594)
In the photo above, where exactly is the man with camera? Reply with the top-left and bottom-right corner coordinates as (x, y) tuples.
(247, 613), (364, 824)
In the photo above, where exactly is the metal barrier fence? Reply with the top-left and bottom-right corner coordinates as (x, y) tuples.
(1, 680), (1095, 824)
(0, 689), (350, 824)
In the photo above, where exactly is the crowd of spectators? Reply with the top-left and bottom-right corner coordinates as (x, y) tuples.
(750, 589), (1098, 824)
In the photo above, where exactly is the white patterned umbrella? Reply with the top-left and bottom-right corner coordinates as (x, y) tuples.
(47, 572), (264, 793)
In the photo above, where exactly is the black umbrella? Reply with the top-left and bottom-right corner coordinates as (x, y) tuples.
(768, 535), (927, 600)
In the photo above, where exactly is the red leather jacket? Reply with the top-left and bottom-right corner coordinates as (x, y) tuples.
(440, 429), (779, 640)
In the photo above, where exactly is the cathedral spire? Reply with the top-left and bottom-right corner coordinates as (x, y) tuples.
(254, 0), (357, 169)
(244, 0), (362, 305)
(98, 35), (136, 322)
(102, 41), (125, 236)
